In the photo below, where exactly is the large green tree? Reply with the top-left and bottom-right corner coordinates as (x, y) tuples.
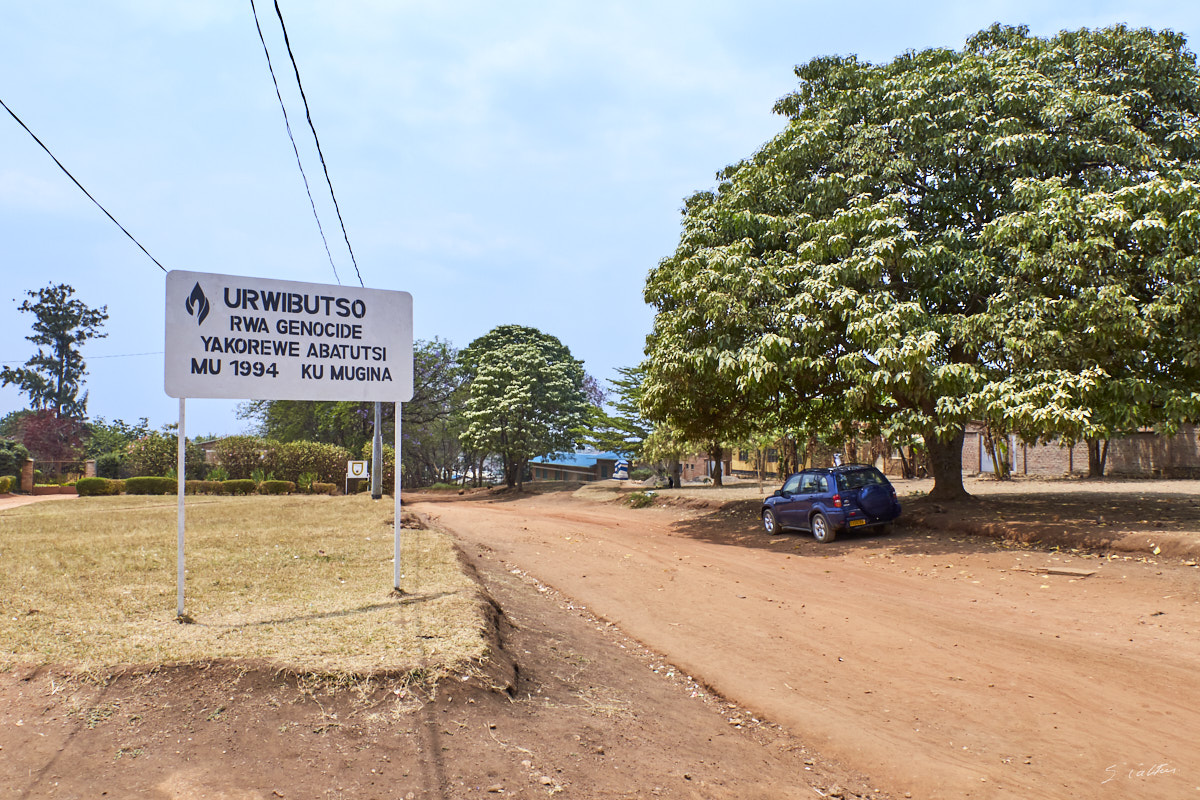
(2, 284), (108, 418)
(459, 325), (589, 489)
(643, 24), (1200, 500)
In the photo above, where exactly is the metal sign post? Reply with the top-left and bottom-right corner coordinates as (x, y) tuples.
(394, 401), (403, 592)
(165, 270), (413, 619)
(176, 397), (186, 618)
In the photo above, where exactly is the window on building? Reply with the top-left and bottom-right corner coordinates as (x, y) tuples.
(738, 450), (748, 462)
(767, 448), (778, 462)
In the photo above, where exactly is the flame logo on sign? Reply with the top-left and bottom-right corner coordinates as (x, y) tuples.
(185, 282), (210, 325)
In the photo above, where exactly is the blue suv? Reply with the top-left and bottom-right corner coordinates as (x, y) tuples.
(761, 465), (901, 543)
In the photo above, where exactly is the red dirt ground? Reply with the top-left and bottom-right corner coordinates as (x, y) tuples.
(414, 484), (1200, 800)
(2, 483), (1199, 799)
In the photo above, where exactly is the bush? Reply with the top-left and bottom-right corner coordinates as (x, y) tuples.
(185, 480), (226, 495)
(96, 451), (125, 479)
(76, 477), (118, 496)
(631, 468), (653, 481)
(124, 476), (177, 495)
(312, 482), (337, 495)
(259, 480), (295, 495)
(271, 440), (352, 485)
(0, 475), (13, 493)
(206, 465), (230, 482)
(211, 436), (268, 480)
(126, 434), (205, 479)
(0, 439), (30, 478)
(222, 479), (257, 496)
(628, 491), (655, 509)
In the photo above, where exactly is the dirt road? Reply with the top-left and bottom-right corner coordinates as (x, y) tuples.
(412, 489), (1200, 800)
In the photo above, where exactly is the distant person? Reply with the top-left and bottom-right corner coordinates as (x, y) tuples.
(667, 475), (674, 489)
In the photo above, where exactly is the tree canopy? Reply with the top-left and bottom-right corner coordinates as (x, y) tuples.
(1, 284), (108, 418)
(643, 24), (1200, 499)
(459, 325), (589, 489)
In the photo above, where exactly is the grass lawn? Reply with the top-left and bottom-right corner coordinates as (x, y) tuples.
(0, 495), (485, 676)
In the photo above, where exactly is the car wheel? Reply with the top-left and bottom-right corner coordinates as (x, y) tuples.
(763, 509), (779, 535)
(811, 512), (836, 543)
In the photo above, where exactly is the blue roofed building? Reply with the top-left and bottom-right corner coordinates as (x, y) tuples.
(529, 451), (625, 482)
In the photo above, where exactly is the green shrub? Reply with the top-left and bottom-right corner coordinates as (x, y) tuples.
(296, 471), (317, 493)
(270, 441), (352, 485)
(222, 479), (257, 496)
(126, 434), (205, 479)
(124, 476), (177, 495)
(76, 477), (118, 496)
(259, 480), (295, 495)
(96, 451), (125, 479)
(0, 475), (14, 493)
(206, 464), (230, 482)
(0, 439), (31, 478)
(631, 468), (653, 481)
(312, 482), (337, 495)
(185, 480), (226, 495)
(628, 491), (655, 509)
(211, 436), (267, 480)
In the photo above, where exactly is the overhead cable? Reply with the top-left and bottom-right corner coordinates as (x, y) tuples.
(249, 0), (342, 286)
(271, 0), (365, 288)
(0, 96), (167, 272)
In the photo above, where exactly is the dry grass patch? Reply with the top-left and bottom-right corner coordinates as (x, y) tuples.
(0, 495), (487, 675)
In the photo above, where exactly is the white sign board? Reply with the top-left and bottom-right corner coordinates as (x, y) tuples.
(165, 270), (412, 401)
(347, 460), (368, 479)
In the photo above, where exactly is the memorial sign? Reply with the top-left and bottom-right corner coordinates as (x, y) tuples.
(165, 270), (413, 401)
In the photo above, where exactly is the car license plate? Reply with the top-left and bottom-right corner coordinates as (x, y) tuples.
(849, 519), (866, 527)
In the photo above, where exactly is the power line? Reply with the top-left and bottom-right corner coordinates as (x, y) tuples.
(1, 351), (162, 365)
(271, 0), (366, 288)
(249, 0), (342, 286)
(0, 97), (168, 273)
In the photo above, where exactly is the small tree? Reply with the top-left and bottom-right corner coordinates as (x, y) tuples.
(1, 284), (108, 417)
(459, 326), (589, 489)
(13, 410), (88, 474)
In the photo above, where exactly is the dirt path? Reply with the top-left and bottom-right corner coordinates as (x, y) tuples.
(0, 493), (77, 512)
(412, 490), (1200, 800)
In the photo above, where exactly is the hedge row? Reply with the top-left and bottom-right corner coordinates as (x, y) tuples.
(78, 477), (307, 496)
(0, 475), (15, 493)
(210, 437), (351, 484)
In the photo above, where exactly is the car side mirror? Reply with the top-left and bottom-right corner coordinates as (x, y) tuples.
(773, 489), (783, 498)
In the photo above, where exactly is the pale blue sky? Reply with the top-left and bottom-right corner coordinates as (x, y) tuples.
(3, 1), (1199, 435)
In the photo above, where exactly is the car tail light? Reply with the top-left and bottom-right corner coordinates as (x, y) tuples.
(832, 494), (842, 508)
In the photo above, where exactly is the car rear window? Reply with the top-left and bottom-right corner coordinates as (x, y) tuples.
(838, 469), (885, 490)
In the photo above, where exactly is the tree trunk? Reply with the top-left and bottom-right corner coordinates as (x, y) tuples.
(1087, 438), (1109, 478)
(709, 444), (724, 487)
(897, 447), (912, 479)
(504, 453), (517, 489)
(669, 458), (681, 489)
(924, 428), (967, 501)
